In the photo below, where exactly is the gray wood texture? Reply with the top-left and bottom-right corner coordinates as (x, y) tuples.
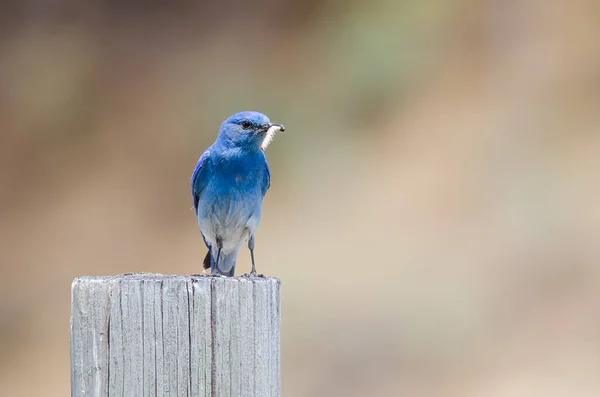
(70, 274), (281, 397)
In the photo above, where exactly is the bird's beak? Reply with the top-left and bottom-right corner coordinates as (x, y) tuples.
(265, 123), (285, 132)
(269, 123), (285, 131)
(260, 123), (286, 150)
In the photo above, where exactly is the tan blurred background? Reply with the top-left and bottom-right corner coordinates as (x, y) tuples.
(1, 0), (600, 395)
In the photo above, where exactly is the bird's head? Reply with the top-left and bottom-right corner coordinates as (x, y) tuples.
(217, 111), (285, 149)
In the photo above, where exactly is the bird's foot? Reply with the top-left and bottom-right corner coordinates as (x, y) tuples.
(241, 272), (265, 278)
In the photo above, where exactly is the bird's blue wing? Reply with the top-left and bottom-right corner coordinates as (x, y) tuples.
(191, 150), (211, 214)
(261, 157), (271, 197)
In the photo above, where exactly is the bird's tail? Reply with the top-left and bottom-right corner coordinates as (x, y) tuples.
(203, 251), (211, 270)
(206, 248), (239, 276)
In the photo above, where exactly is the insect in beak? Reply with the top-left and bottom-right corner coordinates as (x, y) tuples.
(261, 124), (286, 150)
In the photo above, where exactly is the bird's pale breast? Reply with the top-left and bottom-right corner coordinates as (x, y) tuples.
(197, 164), (264, 252)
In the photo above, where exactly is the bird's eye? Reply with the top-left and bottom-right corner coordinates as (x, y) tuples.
(241, 120), (252, 129)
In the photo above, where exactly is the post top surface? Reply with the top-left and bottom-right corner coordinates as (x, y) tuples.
(72, 272), (280, 285)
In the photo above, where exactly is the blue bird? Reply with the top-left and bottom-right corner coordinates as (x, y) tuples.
(191, 111), (285, 276)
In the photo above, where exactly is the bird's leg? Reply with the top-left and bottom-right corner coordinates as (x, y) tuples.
(248, 236), (264, 277)
(248, 235), (262, 276)
(217, 244), (221, 275)
(209, 235), (223, 276)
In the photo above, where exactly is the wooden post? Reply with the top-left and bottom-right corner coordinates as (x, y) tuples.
(70, 274), (281, 397)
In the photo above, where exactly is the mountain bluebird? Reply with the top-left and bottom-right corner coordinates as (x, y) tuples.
(191, 111), (285, 276)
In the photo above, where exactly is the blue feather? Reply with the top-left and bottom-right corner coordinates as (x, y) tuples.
(191, 111), (283, 276)
(191, 150), (211, 215)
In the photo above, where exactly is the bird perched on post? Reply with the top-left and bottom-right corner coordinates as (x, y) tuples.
(191, 111), (285, 276)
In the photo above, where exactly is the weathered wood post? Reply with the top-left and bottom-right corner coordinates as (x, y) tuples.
(70, 273), (281, 397)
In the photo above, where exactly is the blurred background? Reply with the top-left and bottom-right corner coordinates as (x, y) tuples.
(1, 0), (599, 395)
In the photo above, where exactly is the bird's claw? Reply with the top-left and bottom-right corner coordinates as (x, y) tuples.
(241, 272), (264, 278)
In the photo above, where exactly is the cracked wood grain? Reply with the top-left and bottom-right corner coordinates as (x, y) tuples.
(70, 274), (281, 397)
